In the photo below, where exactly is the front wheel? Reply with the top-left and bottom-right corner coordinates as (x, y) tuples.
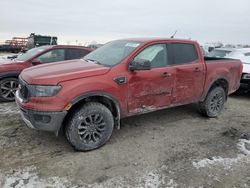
(66, 102), (114, 151)
(198, 86), (226, 117)
(0, 78), (19, 102)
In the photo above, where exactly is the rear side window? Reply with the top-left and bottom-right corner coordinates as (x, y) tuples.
(65, 49), (89, 60)
(172, 43), (198, 65)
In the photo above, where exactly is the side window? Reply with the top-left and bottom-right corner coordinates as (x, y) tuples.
(172, 43), (198, 65)
(134, 44), (167, 68)
(65, 49), (89, 60)
(37, 49), (65, 63)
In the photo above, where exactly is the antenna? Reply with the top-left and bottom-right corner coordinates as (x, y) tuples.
(170, 30), (177, 38)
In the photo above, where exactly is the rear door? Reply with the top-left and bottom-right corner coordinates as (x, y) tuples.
(170, 43), (205, 104)
(128, 43), (175, 113)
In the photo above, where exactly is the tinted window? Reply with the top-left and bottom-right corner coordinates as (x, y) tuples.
(134, 44), (167, 68)
(37, 49), (65, 63)
(65, 49), (89, 60)
(172, 43), (198, 65)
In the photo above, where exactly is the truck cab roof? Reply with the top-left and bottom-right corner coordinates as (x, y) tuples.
(116, 38), (198, 44)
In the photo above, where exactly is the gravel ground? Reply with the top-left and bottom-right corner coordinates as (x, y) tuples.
(0, 92), (249, 188)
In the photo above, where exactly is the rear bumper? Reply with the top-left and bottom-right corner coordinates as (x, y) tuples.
(240, 73), (250, 91)
(240, 82), (250, 90)
(16, 96), (67, 133)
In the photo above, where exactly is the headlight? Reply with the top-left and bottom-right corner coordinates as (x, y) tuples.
(242, 73), (250, 80)
(28, 85), (61, 97)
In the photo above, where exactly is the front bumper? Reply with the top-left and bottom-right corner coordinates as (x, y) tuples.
(16, 93), (67, 133)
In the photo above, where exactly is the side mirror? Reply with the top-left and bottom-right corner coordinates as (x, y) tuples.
(32, 58), (43, 65)
(129, 59), (151, 71)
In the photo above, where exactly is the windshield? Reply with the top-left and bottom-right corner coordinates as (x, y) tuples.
(15, 46), (48, 61)
(83, 40), (142, 66)
(208, 49), (232, 58)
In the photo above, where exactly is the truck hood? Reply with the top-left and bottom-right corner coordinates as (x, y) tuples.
(21, 59), (111, 85)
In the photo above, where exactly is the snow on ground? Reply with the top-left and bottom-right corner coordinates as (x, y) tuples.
(0, 165), (178, 188)
(192, 139), (250, 169)
(0, 104), (19, 115)
(0, 166), (74, 188)
(139, 167), (178, 188)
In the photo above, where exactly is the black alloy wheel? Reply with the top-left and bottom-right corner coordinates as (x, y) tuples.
(0, 78), (19, 102)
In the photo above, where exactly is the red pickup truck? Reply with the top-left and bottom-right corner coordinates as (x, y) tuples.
(0, 45), (92, 102)
(16, 38), (242, 151)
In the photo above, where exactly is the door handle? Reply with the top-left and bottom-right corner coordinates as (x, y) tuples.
(193, 67), (201, 72)
(161, 72), (172, 77)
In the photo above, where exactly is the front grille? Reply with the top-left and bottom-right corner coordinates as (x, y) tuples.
(19, 77), (29, 101)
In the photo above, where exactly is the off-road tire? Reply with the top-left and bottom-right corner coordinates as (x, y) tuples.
(66, 102), (114, 151)
(199, 86), (226, 117)
(0, 78), (19, 102)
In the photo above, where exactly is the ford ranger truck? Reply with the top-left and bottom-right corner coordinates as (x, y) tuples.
(0, 45), (92, 102)
(15, 38), (243, 151)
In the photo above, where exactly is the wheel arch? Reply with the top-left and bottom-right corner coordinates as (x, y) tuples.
(60, 92), (121, 135)
(201, 77), (229, 102)
(0, 72), (20, 80)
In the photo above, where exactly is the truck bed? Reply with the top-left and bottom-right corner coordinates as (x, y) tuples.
(203, 57), (242, 96)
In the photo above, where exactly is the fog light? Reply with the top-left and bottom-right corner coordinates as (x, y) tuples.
(34, 114), (51, 123)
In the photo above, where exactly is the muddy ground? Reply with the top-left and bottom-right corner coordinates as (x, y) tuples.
(0, 92), (249, 188)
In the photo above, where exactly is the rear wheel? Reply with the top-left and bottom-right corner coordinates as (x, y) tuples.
(66, 102), (114, 151)
(199, 86), (226, 117)
(0, 78), (19, 102)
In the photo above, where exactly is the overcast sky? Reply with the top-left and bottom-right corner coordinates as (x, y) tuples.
(1, 0), (250, 45)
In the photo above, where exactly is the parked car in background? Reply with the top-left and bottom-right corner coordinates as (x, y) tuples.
(87, 44), (103, 49)
(16, 38), (242, 151)
(207, 48), (235, 58)
(226, 48), (250, 91)
(0, 45), (93, 102)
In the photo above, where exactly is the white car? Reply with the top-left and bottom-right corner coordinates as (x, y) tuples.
(207, 48), (235, 58)
(226, 48), (250, 91)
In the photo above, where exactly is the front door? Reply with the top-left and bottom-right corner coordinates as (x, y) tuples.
(128, 43), (175, 114)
